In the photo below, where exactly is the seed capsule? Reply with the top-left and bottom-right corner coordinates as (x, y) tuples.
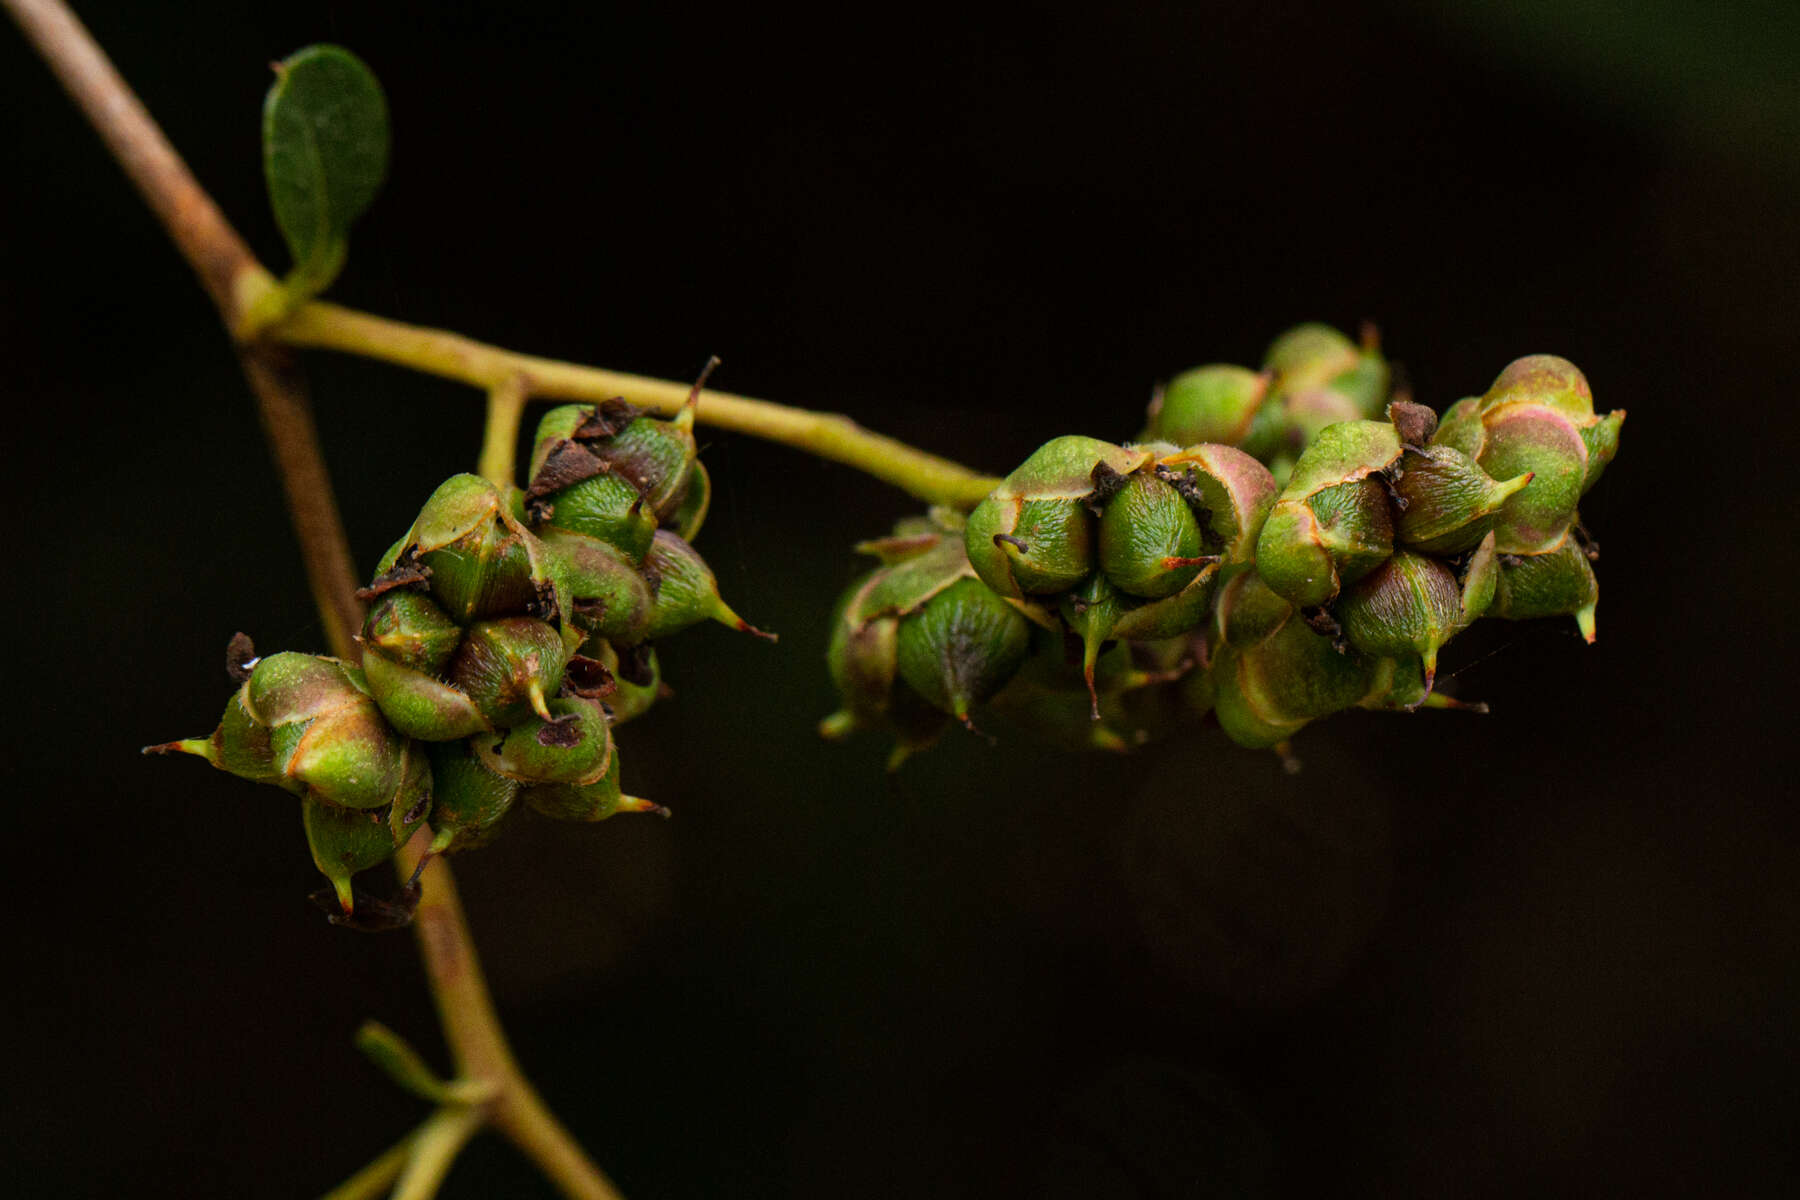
(1488, 530), (1599, 642)
(302, 768), (433, 916)
(667, 459), (712, 542)
(242, 653), (419, 811)
(424, 742), (520, 853)
(1145, 365), (1270, 447)
(371, 474), (551, 624)
(539, 527), (655, 645)
(474, 696), (614, 785)
(1097, 470), (1207, 599)
(895, 576), (1034, 724)
(1391, 444), (1534, 555)
(1253, 418), (1401, 608)
(1264, 322), (1391, 419)
(1430, 355), (1623, 554)
(639, 530), (772, 641)
(1209, 617), (1378, 750)
(1335, 550), (1464, 691)
(964, 437), (1154, 596)
(361, 611), (569, 741)
(525, 405), (659, 562)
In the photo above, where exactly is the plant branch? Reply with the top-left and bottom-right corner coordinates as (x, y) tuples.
(4, 0), (362, 659)
(320, 1123), (424, 1200)
(478, 376), (529, 490)
(390, 1105), (485, 1200)
(397, 832), (627, 1200)
(268, 301), (1002, 508)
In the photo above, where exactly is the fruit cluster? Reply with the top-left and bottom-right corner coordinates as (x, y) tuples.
(822, 329), (1622, 762)
(153, 389), (766, 919)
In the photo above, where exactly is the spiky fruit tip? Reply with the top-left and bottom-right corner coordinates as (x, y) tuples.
(1576, 601), (1598, 644)
(618, 796), (671, 818)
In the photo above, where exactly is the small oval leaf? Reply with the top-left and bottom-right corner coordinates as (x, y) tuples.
(262, 45), (389, 300)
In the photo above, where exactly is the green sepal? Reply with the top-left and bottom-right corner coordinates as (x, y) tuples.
(639, 530), (771, 641)
(424, 741), (520, 854)
(520, 738), (662, 821)
(895, 576), (1033, 722)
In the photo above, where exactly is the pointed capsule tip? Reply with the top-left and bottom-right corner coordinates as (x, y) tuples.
(730, 617), (779, 642)
(332, 875), (356, 917)
(1084, 662), (1100, 721)
(620, 795), (669, 818)
(1576, 603), (1598, 644)
(143, 737), (212, 759)
(526, 679), (554, 722)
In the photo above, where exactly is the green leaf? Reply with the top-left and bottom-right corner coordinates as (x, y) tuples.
(262, 45), (389, 301)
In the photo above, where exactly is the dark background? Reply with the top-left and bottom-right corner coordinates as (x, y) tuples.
(4, 1), (1796, 1196)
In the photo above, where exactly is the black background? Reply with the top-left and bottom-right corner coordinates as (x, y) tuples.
(4, 1), (1797, 1196)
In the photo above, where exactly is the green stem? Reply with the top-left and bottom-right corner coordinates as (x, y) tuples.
(397, 832), (627, 1200)
(478, 376), (529, 490)
(390, 1105), (486, 1200)
(268, 301), (1002, 509)
(319, 1123), (423, 1200)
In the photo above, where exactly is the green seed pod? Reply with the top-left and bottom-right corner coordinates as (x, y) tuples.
(667, 459), (712, 542)
(964, 437), (1154, 596)
(538, 527), (655, 645)
(1580, 410), (1625, 494)
(1263, 322), (1390, 419)
(1145, 364), (1270, 447)
(1335, 550), (1464, 690)
(525, 401), (691, 562)
(149, 683), (288, 787)
(359, 647), (490, 742)
(374, 474), (551, 624)
(1154, 444), (1279, 563)
(1210, 617), (1378, 749)
(1213, 568), (1294, 650)
(895, 576), (1033, 724)
(1097, 470), (1207, 599)
(639, 529), (772, 641)
(824, 568), (902, 732)
(302, 756), (433, 916)
(446, 617), (568, 727)
(1391, 444), (1534, 555)
(1253, 419), (1402, 608)
(242, 653), (419, 811)
(1430, 355), (1623, 554)
(362, 591), (463, 675)
(474, 696), (612, 785)
(424, 741), (520, 854)
(1488, 531), (1599, 642)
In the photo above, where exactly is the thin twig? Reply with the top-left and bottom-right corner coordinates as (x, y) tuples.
(270, 302), (1001, 508)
